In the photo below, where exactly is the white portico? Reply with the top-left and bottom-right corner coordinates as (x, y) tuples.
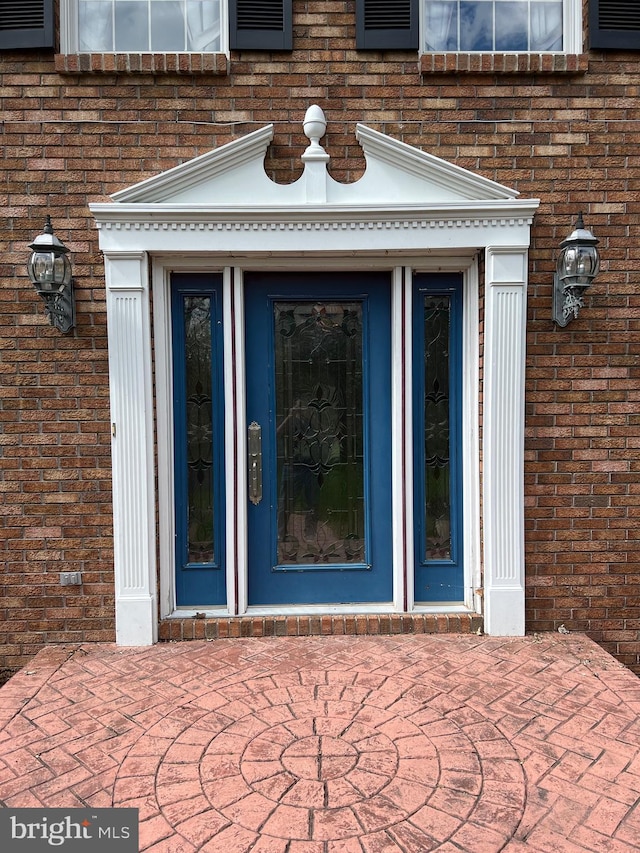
(90, 106), (539, 646)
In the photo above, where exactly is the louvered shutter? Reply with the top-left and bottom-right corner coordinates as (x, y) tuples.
(0, 0), (53, 49)
(230, 0), (292, 51)
(590, 0), (640, 50)
(356, 0), (418, 50)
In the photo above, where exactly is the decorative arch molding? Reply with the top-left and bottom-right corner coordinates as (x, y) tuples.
(90, 107), (539, 646)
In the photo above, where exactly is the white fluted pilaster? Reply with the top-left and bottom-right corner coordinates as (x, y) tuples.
(105, 252), (157, 645)
(483, 248), (528, 635)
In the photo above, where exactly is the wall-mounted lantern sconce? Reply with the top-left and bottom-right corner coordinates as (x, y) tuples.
(552, 212), (600, 327)
(27, 216), (75, 334)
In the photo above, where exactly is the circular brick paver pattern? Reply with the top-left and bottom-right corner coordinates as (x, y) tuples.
(113, 675), (527, 850)
(235, 714), (401, 811)
(280, 734), (360, 780)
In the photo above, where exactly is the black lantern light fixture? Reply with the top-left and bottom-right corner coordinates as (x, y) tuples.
(27, 216), (75, 334)
(552, 212), (600, 327)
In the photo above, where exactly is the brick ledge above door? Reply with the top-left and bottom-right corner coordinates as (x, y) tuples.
(159, 613), (484, 641)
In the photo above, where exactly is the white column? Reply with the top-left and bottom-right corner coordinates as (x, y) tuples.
(483, 248), (528, 636)
(105, 252), (157, 645)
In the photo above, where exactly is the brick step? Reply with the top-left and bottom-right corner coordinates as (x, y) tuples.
(159, 612), (484, 641)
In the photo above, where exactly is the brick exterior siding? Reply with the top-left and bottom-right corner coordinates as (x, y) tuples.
(1, 1), (639, 674)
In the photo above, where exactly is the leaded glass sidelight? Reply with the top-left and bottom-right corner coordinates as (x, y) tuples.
(413, 273), (463, 604)
(172, 274), (225, 607)
(183, 296), (215, 564)
(273, 301), (365, 566)
(423, 296), (452, 560)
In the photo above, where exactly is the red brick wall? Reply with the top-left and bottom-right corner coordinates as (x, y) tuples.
(1, 1), (639, 674)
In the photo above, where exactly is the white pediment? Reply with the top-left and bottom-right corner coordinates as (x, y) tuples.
(111, 106), (518, 207)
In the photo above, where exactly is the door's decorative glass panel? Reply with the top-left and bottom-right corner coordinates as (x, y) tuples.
(423, 296), (452, 560)
(184, 296), (214, 564)
(274, 301), (365, 565)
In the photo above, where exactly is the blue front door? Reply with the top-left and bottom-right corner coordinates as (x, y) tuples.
(245, 272), (393, 606)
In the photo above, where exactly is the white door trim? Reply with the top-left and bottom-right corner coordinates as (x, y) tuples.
(150, 254), (486, 624)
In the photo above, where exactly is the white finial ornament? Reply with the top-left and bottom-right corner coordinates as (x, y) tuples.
(302, 105), (328, 159)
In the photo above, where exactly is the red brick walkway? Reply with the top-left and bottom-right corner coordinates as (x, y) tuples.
(1, 634), (639, 852)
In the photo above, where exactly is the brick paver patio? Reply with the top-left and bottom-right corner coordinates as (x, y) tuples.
(0, 633), (639, 852)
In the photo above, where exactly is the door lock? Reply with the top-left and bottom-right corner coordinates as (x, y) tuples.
(248, 421), (262, 505)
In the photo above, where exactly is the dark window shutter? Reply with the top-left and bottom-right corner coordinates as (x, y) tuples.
(590, 0), (640, 50)
(0, 0), (54, 49)
(230, 0), (292, 51)
(356, 0), (418, 50)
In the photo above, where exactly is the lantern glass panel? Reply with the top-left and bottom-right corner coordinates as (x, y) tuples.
(578, 246), (599, 279)
(55, 253), (72, 286)
(29, 251), (56, 289)
(557, 245), (599, 287)
(29, 250), (71, 290)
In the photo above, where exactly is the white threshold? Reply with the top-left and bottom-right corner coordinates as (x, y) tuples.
(169, 603), (476, 618)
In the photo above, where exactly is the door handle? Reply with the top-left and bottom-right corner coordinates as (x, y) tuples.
(248, 421), (262, 505)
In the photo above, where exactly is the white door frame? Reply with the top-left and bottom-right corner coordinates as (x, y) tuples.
(153, 256), (482, 623)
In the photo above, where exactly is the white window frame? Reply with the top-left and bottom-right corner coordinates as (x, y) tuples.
(59, 0), (229, 54)
(564, 0), (583, 53)
(419, 0), (583, 54)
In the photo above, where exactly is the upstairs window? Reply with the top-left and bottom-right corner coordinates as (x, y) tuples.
(422, 0), (581, 53)
(62, 0), (293, 53)
(75, 0), (223, 52)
